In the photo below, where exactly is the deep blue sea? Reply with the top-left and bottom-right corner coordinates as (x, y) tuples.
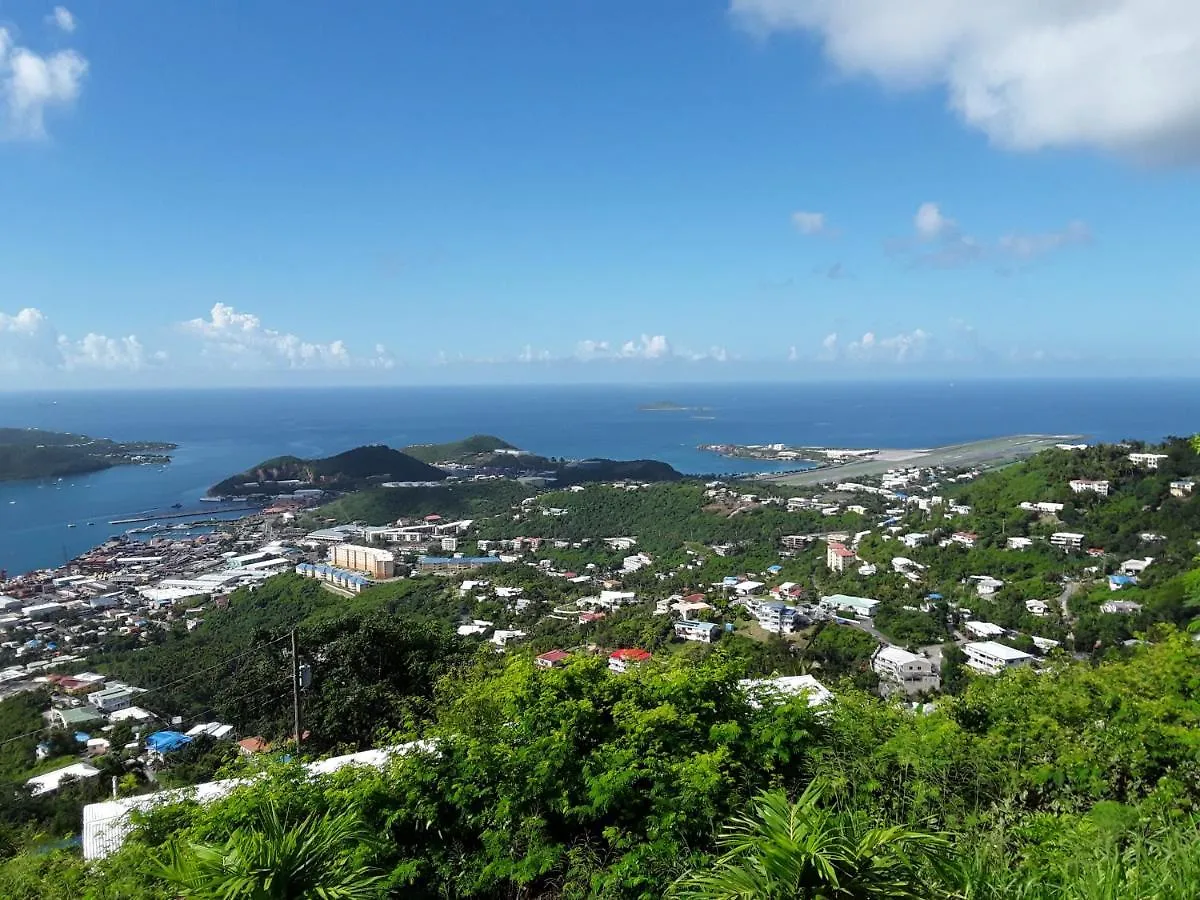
(1, 379), (1198, 576)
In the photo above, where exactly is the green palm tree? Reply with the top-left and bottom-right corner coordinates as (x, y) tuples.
(670, 781), (954, 900)
(156, 801), (384, 900)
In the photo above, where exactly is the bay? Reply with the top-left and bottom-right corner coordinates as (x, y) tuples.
(1, 378), (1198, 576)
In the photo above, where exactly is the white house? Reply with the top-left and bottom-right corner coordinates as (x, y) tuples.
(1025, 599), (1049, 617)
(964, 641), (1034, 675)
(673, 620), (722, 643)
(871, 646), (939, 696)
(1100, 600), (1143, 615)
(622, 553), (652, 573)
(1069, 479), (1110, 496)
(26, 762), (101, 797)
(731, 581), (765, 597)
(739, 675), (832, 709)
(1120, 557), (1154, 576)
(970, 576), (1004, 596)
(1007, 537), (1035, 550)
(819, 594), (880, 619)
(964, 620), (1006, 640)
(1170, 480), (1194, 498)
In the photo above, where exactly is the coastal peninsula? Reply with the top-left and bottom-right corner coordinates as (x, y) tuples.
(728, 434), (1088, 485)
(0, 428), (175, 482)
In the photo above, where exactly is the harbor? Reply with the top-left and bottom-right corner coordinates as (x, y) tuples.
(109, 508), (257, 525)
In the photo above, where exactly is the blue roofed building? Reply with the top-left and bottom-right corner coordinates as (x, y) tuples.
(146, 731), (192, 757)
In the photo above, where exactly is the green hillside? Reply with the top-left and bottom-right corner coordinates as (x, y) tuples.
(0, 428), (175, 481)
(401, 434), (521, 464)
(209, 445), (446, 496)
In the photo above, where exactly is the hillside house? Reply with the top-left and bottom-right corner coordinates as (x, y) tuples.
(964, 641), (1033, 675)
(872, 646), (940, 696)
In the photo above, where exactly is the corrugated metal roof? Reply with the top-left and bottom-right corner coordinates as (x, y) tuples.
(81, 741), (436, 861)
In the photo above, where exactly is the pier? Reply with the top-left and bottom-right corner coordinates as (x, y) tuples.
(109, 507), (256, 525)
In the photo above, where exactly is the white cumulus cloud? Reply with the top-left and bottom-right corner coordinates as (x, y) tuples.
(842, 328), (930, 363)
(181, 303), (372, 369)
(0, 24), (88, 139)
(573, 334), (726, 363)
(731, 0), (1200, 164)
(914, 202), (954, 240)
(791, 210), (827, 235)
(50, 7), (76, 34)
(899, 202), (1087, 268)
(0, 307), (148, 372)
(620, 334), (672, 359)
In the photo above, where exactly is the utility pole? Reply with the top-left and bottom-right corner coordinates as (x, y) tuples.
(291, 630), (303, 752)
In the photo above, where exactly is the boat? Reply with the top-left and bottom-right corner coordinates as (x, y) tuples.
(87, 522), (95, 526)
(67, 524), (77, 529)
(199, 496), (224, 503)
(171, 503), (183, 509)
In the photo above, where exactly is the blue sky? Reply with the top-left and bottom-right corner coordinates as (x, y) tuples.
(1, 0), (1199, 386)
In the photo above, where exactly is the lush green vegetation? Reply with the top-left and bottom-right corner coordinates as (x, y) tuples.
(209, 445), (447, 496)
(401, 434), (521, 464)
(314, 480), (533, 525)
(6, 632), (1200, 896)
(0, 428), (174, 481)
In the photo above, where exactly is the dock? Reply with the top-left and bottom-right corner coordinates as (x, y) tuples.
(109, 508), (256, 525)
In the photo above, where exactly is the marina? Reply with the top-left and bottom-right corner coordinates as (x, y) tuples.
(108, 508), (257, 526)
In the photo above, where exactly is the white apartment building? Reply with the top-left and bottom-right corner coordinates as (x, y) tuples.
(1020, 501), (1065, 514)
(1069, 479), (1110, 496)
(1170, 480), (1194, 498)
(755, 602), (799, 635)
(1128, 453), (1169, 470)
(964, 641), (1034, 675)
(1007, 537), (1034, 550)
(1050, 532), (1085, 551)
(780, 534), (814, 551)
(871, 646), (940, 696)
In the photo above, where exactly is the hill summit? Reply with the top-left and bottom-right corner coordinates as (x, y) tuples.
(209, 445), (446, 496)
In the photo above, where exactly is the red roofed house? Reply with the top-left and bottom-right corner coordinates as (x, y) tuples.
(237, 736), (269, 756)
(608, 648), (652, 674)
(423, 514), (442, 523)
(535, 650), (571, 669)
(682, 593), (706, 604)
(578, 611), (607, 625)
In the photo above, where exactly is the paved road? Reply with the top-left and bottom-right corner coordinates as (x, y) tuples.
(1057, 580), (1081, 619)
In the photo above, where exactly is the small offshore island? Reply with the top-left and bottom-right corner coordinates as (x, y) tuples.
(0, 428), (175, 482)
(637, 400), (709, 413)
